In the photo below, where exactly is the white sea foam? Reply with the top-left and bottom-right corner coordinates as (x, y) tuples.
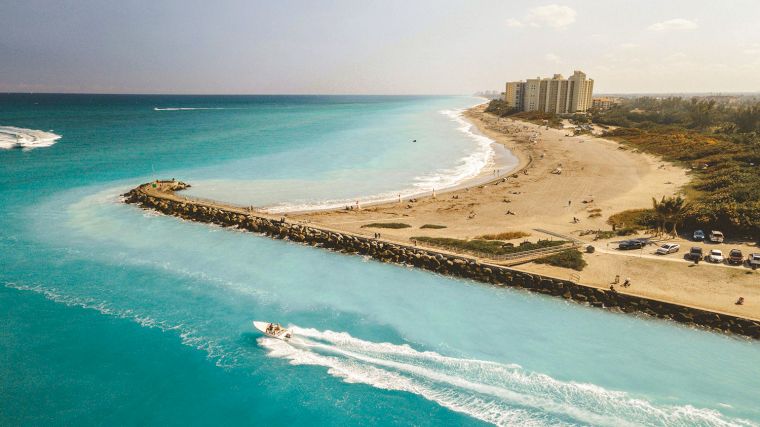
(261, 326), (755, 427)
(4, 282), (243, 368)
(262, 105), (506, 213)
(411, 108), (496, 191)
(0, 126), (61, 150)
(6, 277), (756, 426)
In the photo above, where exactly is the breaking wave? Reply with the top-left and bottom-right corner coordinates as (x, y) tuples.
(0, 126), (61, 150)
(262, 105), (506, 213)
(261, 326), (754, 427)
(4, 281), (245, 368)
(411, 108), (496, 190)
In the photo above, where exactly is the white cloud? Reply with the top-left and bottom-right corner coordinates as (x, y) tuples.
(545, 53), (562, 64)
(647, 18), (698, 31)
(507, 4), (576, 29)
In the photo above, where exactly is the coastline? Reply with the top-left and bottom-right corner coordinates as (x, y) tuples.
(121, 180), (760, 338)
(286, 105), (759, 321)
(183, 100), (523, 215)
(120, 102), (760, 333)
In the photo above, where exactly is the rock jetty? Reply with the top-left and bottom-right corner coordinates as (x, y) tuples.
(122, 180), (760, 340)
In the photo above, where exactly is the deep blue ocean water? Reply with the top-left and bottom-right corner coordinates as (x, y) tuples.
(2, 94), (760, 426)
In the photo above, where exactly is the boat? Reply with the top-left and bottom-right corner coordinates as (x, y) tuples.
(253, 321), (292, 340)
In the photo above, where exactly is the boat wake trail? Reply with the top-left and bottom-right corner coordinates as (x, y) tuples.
(0, 126), (61, 150)
(260, 326), (753, 427)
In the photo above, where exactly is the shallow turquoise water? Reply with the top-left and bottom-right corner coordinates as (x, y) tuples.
(1, 94), (760, 426)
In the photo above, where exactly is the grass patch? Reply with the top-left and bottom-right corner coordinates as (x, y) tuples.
(588, 212), (602, 218)
(411, 236), (565, 256)
(579, 228), (639, 240)
(476, 231), (530, 240)
(420, 224), (447, 229)
(607, 209), (656, 230)
(534, 249), (587, 271)
(587, 208), (602, 213)
(361, 222), (411, 229)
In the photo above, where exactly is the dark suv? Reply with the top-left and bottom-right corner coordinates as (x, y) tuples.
(618, 239), (646, 250)
(685, 247), (704, 261)
(728, 249), (744, 265)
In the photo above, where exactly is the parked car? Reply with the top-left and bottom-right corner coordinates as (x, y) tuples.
(707, 249), (724, 263)
(618, 239), (646, 250)
(709, 230), (725, 243)
(749, 253), (760, 269)
(728, 249), (744, 265)
(693, 230), (705, 241)
(685, 247), (703, 261)
(656, 243), (680, 255)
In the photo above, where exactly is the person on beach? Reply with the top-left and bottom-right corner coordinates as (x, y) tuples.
(736, 297), (744, 305)
(623, 278), (631, 287)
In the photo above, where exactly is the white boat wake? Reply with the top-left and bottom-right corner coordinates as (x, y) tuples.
(260, 326), (754, 427)
(0, 126), (61, 150)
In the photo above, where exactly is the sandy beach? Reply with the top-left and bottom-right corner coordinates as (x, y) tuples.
(289, 104), (760, 320)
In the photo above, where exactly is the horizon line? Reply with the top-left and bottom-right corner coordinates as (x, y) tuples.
(2, 91), (760, 97)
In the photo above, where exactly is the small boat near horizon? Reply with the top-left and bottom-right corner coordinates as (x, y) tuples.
(253, 321), (292, 340)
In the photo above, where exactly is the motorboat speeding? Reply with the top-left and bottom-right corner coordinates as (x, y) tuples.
(253, 321), (292, 339)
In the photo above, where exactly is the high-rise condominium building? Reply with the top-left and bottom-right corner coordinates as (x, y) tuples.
(503, 70), (594, 114)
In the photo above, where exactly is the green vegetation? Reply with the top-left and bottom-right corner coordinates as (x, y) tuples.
(593, 96), (760, 239)
(476, 231), (530, 240)
(651, 195), (690, 236)
(420, 224), (447, 229)
(360, 222), (411, 229)
(485, 100), (562, 127)
(411, 236), (565, 256)
(607, 209), (656, 230)
(579, 228), (639, 241)
(534, 249), (587, 271)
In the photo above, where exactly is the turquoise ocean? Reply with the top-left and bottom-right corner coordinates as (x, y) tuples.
(1, 94), (759, 426)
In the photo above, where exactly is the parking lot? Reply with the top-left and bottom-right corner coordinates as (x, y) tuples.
(597, 235), (759, 270)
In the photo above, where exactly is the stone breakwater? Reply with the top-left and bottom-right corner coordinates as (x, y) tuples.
(123, 181), (760, 340)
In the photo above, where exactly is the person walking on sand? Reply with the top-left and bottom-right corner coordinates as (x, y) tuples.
(623, 278), (631, 287)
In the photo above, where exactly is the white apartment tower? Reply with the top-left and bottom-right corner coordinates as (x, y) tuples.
(504, 70), (594, 114)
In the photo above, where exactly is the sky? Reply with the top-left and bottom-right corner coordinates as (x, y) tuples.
(1, 0), (759, 95)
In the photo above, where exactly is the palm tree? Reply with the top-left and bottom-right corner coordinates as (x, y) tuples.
(653, 196), (690, 236)
(665, 196), (690, 236)
(651, 197), (667, 236)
